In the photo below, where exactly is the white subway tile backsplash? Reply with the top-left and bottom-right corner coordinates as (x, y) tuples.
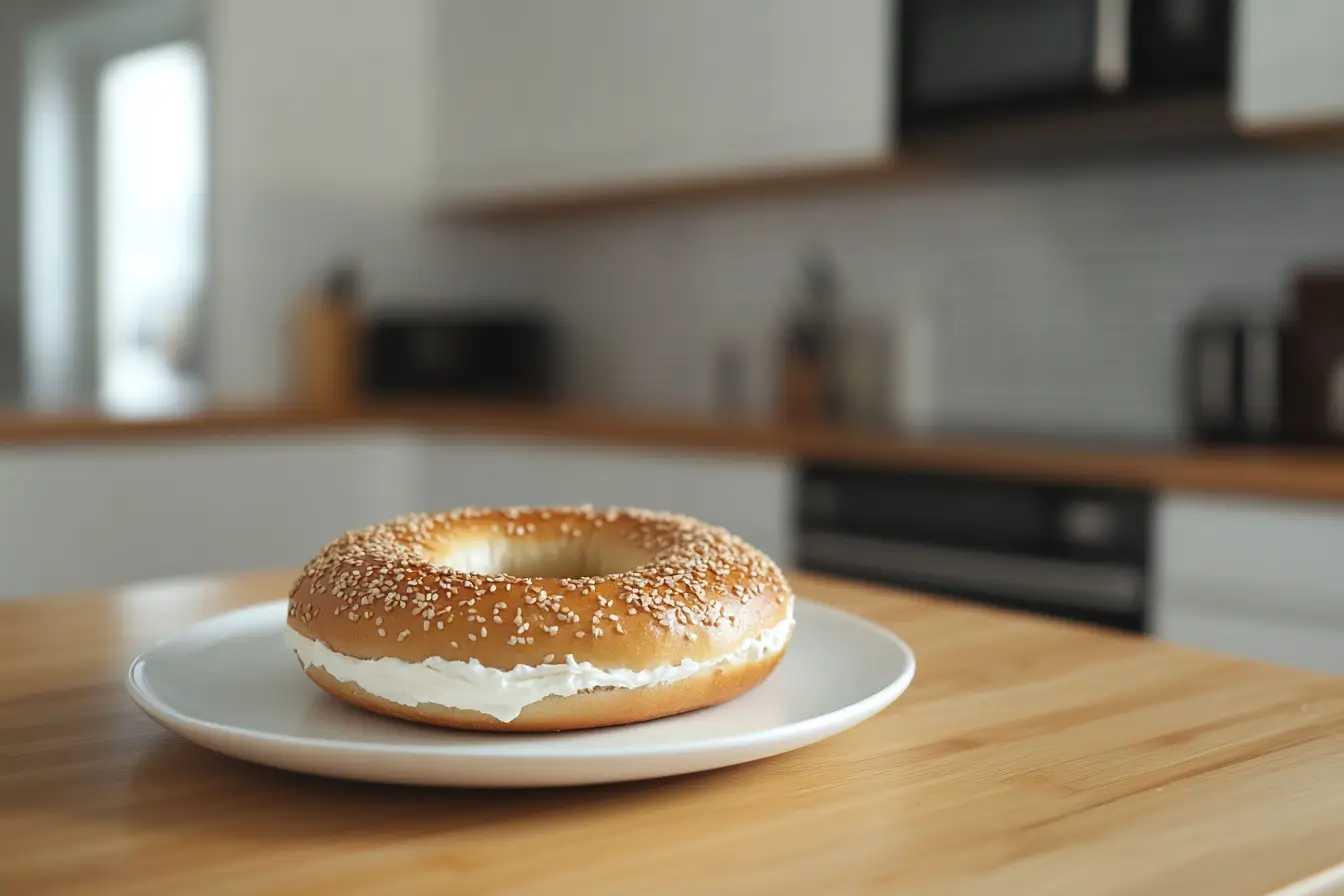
(520, 154), (1344, 438)
(208, 191), (531, 404)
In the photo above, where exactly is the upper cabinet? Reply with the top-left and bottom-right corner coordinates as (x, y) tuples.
(426, 1), (1344, 213)
(433, 0), (890, 204)
(211, 0), (437, 203)
(1233, 0), (1344, 135)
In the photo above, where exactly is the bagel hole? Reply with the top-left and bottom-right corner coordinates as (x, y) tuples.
(431, 534), (646, 578)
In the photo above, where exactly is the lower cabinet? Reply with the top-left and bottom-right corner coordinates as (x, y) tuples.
(0, 434), (420, 598)
(1157, 606), (1344, 677)
(1153, 492), (1344, 676)
(0, 432), (792, 599)
(11, 430), (1343, 681)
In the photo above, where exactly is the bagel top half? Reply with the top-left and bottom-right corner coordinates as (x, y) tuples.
(286, 506), (795, 673)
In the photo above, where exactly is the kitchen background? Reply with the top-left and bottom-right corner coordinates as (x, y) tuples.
(3, 1), (1344, 674)
(521, 155), (1344, 436)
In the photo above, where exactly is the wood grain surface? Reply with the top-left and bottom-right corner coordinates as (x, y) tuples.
(437, 113), (1342, 221)
(2, 571), (1343, 895)
(3, 401), (1344, 505)
(438, 156), (950, 221)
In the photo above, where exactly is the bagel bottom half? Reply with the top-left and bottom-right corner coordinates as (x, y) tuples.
(297, 651), (785, 732)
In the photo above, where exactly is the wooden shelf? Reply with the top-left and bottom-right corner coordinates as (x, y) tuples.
(1237, 116), (1344, 151)
(434, 103), (1344, 224)
(438, 156), (952, 222)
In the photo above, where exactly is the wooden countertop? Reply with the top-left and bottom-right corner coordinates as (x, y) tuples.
(3, 402), (1344, 503)
(4, 571), (1344, 895)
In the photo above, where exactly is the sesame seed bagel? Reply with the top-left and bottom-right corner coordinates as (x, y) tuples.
(286, 506), (796, 731)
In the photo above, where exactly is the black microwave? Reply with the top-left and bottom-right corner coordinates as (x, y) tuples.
(360, 306), (558, 402)
(897, 0), (1233, 138)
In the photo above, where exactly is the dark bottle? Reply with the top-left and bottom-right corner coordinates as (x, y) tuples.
(777, 248), (841, 422)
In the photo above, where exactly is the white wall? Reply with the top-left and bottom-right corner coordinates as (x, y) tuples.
(519, 154), (1344, 439)
(205, 0), (532, 405)
(8, 0), (534, 411)
(208, 0), (434, 205)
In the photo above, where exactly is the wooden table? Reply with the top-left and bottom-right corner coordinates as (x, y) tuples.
(3, 571), (1344, 895)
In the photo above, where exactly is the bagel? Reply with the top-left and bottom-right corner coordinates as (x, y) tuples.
(285, 506), (795, 731)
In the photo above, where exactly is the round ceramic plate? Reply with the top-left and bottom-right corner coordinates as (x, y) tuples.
(126, 598), (915, 788)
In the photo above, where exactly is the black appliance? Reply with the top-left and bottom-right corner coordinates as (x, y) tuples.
(1284, 268), (1344, 446)
(795, 463), (1153, 633)
(896, 0), (1235, 155)
(361, 306), (557, 401)
(1181, 302), (1288, 445)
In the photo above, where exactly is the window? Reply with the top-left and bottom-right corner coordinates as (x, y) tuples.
(23, 1), (207, 417)
(97, 41), (206, 416)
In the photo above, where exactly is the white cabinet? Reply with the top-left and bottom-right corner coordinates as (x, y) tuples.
(677, 0), (890, 174)
(434, 0), (669, 198)
(421, 436), (792, 565)
(1233, 0), (1344, 134)
(0, 435), (420, 598)
(210, 0), (436, 202)
(434, 0), (889, 201)
(0, 432), (792, 599)
(1158, 606), (1344, 677)
(1153, 492), (1344, 675)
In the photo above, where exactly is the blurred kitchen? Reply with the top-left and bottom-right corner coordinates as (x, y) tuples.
(3, 1), (1344, 674)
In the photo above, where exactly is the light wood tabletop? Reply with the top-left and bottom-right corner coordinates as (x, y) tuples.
(2, 570), (1344, 895)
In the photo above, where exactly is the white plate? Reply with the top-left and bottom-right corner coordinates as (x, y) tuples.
(126, 598), (915, 788)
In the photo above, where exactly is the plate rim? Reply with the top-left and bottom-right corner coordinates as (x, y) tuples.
(126, 597), (916, 761)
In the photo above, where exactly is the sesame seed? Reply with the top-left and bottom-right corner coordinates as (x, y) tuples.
(293, 506), (792, 647)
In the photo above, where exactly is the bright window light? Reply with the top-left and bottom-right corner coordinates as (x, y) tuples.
(97, 40), (206, 416)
